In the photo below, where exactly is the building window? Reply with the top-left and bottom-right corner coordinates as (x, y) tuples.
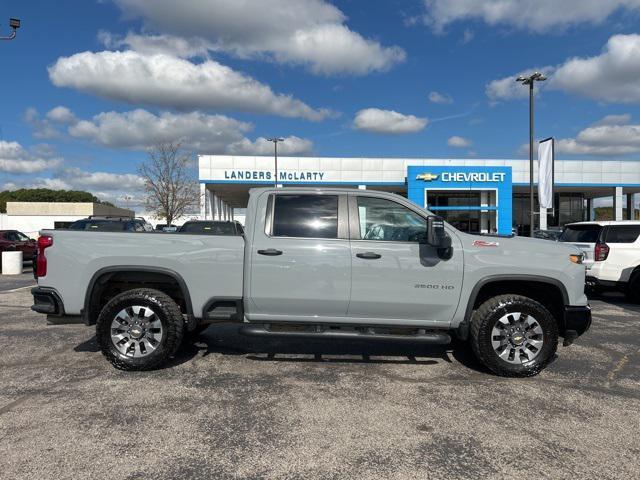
(557, 194), (584, 226)
(272, 194), (338, 238)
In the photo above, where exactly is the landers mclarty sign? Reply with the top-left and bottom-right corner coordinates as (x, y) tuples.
(224, 170), (326, 181)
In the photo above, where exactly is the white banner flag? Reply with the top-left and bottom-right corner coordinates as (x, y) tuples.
(538, 138), (554, 209)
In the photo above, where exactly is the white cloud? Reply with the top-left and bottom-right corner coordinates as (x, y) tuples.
(591, 114), (631, 126)
(57, 167), (146, 191)
(48, 50), (332, 120)
(518, 115), (640, 156)
(448, 135), (472, 148)
(23, 108), (60, 139)
(68, 109), (252, 151)
(98, 30), (213, 58)
(428, 91), (453, 104)
(227, 136), (314, 156)
(420, 0), (640, 33)
(550, 34), (640, 103)
(557, 122), (640, 156)
(485, 67), (553, 103)
(2, 167), (148, 210)
(62, 107), (314, 154)
(46, 106), (77, 124)
(111, 0), (405, 75)
(0, 140), (62, 174)
(488, 35), (640, 105)
(353, 108), (428, 134)
(460, 29), (474, 44)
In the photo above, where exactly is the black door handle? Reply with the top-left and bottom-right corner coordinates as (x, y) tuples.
(257, 248), (283, 256)
(356, 252), (382, 259)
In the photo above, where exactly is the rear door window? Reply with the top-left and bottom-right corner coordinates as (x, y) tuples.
(559, 224), (602, 243)
(272, 194), (338, 239)
(605, 225), (640, 243)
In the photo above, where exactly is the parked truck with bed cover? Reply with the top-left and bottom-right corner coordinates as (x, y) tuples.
(31, 187), (591, 377)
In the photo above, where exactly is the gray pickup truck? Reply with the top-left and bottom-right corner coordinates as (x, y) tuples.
(31, 187), (591, 376)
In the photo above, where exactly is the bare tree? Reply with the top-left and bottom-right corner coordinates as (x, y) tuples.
(139, 143), (199, 225)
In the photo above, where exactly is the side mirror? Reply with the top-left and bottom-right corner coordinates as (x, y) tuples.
(426, 216), (452, 250)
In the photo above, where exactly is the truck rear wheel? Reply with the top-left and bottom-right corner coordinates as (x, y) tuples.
(96, 288), (184, 371)
(470, 294), (558, 377)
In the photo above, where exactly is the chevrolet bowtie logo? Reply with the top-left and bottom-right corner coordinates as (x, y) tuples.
(416, 173), (439, 181)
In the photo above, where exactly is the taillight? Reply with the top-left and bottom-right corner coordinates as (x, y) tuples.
(36, 235), (53, 277)
(594, 242), (609, 262)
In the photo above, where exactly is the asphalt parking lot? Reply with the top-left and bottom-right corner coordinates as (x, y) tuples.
(0, 279), (638, 480)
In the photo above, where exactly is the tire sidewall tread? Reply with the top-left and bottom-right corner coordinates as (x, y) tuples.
(96, 288), (184, 371)
(470, 294), (558, 377)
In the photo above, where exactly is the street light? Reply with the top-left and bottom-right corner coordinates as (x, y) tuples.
(0, 18), (20, 41)
(516, 71), (546, 237)
(267, 137), (284, 187)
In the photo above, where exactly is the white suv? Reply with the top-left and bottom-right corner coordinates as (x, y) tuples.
(559, 221), (640, 302)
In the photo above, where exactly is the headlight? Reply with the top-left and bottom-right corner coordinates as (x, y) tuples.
(569, 253), (584, 264)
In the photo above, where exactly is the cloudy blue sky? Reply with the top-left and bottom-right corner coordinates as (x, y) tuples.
(2, 0), (640, 207)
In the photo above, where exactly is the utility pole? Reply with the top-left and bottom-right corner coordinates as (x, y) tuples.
(0, 18), (20, 41)
(267, 137), (284, 187)
(516, 72), (546, 237)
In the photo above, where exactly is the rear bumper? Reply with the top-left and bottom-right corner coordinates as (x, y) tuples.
(31, 287), (65, 315)
(562, 305), (592, 346)
(586, 276), (625, 290)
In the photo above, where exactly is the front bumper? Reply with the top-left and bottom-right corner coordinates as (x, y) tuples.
(31, 287), (65, 315)
(562, 305), (592, 346)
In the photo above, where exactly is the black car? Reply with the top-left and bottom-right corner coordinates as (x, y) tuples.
(68, 216), (154, 232)
(178, 220), (244, 235)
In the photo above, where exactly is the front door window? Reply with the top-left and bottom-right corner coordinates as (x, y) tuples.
(356, 196), (426, 242)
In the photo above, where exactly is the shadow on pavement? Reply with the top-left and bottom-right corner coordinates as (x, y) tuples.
(73, 324), (489, 373)
(176, 324), (488, 373)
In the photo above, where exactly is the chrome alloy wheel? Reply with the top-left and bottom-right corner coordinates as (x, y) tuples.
(110, 306), (163, 358)
(491, 312), (544, 365)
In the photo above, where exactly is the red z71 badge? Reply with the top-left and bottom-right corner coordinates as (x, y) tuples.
(473, 240), (499, 247)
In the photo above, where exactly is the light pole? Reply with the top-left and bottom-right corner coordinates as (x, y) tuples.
(0, 18), (20, 41)
(516, 72), (546, 237)
(267, 137), (284, 187)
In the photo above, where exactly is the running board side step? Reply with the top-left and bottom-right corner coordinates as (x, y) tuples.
(239, 324), (451, 344)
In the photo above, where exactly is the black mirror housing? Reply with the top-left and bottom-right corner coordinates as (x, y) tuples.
(426, 216), (452, 249)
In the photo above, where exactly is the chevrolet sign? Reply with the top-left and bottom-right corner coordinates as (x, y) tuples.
(415, 173), (439, 181)
(416, 171), (506, 183)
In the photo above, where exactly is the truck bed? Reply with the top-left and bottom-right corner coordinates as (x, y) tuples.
(37, 230), (245, 318)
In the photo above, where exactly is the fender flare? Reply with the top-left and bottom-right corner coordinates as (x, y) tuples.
(83, 266), (194, 325)
(463, 274), (570, 324)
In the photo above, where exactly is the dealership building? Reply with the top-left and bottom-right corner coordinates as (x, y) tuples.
(199, 155), (640, 235)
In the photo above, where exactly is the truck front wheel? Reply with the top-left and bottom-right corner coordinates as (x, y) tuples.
(470, 294), (558, 377)
(96, 288), (184, 371)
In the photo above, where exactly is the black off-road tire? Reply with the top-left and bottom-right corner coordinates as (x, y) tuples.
(96, 288), (184, 371)
(470, 294), (558, 377)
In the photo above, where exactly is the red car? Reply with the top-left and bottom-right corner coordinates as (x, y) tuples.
(0, 230), (37, 262)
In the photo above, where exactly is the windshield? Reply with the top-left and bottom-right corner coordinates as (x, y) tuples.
(559, 224), (602, 243)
